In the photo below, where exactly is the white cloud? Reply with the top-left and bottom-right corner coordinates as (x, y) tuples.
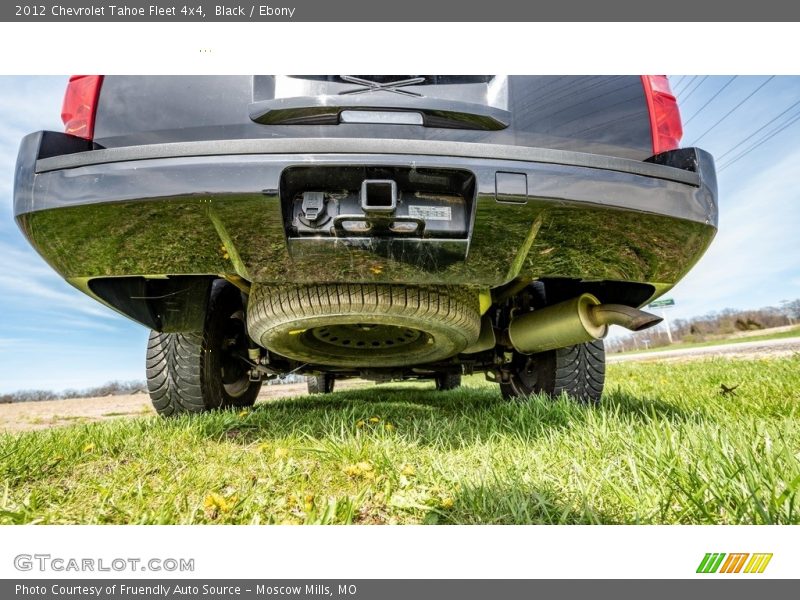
(0, 337), (27, 349)
(0, 239), (121, 321)
(665, 145), (800, 319)
(0, 76), (66, 130)
(0, 76), (65, 211)
(0, 77), (145, 393)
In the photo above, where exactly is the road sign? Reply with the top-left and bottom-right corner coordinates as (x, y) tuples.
(649, 298), (675, 309)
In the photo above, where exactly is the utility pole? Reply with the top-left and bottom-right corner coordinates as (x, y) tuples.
(662, 309), (673, 343)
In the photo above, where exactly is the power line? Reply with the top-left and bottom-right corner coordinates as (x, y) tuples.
(716, 97), (800, 161)
(718, 109), (800, 171)
(678, 76), (704, 102)
(719, 109), (800, 170)
(673, 75), (696, 96)
(717, 100), (800, 166)
(679, 75), (709, 103)
(677, 76), (699, 96)
(719, 113), (800, 172)
(683, 76), (737, 126)
(689, 76), (775, 145)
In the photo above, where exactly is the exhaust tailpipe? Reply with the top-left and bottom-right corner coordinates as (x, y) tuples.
(590, 303), (664, 331)
(507, 293), (662, 354)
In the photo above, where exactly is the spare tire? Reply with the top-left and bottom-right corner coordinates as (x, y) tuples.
(247, 284), (480, 367)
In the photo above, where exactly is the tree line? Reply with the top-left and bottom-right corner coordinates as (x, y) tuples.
(606, 299), (799, 353)
(1, 373), (309, 403)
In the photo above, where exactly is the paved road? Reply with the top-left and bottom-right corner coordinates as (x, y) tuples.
(608, 336), (800, 363)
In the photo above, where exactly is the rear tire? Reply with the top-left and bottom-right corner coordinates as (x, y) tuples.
(307, 374), (335, 394)
(146, 282), (262, 416)
(435, 373), (462, 391)
(500, 339), (605, 404)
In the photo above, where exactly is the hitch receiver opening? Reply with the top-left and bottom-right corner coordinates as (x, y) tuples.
(361, 179), (397, 213)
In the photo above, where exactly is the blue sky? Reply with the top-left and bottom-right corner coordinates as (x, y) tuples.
(0, 77), (147, 392)
(0, 75), (798, 392)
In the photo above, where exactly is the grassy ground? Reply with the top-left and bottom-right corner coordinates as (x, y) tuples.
(615, 326), (800, 355)
(1, 356), (799, 525)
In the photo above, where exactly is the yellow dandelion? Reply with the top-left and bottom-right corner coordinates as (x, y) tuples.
(238, 409), (250, 418)
(369, 417), (381, 423)
(344, 461), (375, 479)
(440, 497), (454, 509)
(384, 422), (395, 432)
(401, 464), (416, 477)
(82, 443), (95, 454)
(274, 447), (290, 459)
(203, 492), (232, 518)
(356, 420), (366, 428)
(343, 464), (361, 477)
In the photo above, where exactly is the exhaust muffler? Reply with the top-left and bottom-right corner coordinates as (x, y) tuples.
(507, 293), (662, 354)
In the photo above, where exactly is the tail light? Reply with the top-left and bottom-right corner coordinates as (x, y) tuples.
(641, 75), (683, 155)
(61, 75), (103, 140)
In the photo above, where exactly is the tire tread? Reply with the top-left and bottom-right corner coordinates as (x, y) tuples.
(247, 284), (480, 367)
(145, 283), (261, 417)
(501, 339), (605, 404)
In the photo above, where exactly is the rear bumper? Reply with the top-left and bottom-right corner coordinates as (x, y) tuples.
(15, 132), (717, 295)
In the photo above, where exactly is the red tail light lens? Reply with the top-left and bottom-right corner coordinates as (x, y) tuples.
(61, 75), (103, 140)
(641, 75), (683, 155)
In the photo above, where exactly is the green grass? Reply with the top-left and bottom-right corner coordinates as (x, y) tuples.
(2, 356), (799, 525)
(616, 326), (800, 355)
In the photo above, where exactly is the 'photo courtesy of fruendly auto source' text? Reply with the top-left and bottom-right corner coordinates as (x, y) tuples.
(1, 74), (799, 527)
